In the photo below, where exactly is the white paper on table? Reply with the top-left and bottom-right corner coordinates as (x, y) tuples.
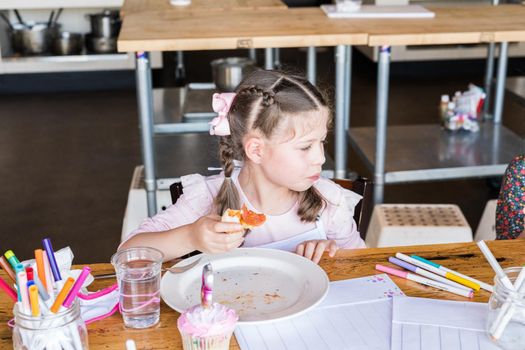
(391, 296), (501, 350)
(235, 274), (404, 350)
(321, 5), (435, 19)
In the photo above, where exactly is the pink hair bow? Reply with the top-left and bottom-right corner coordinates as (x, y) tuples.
(210, 92), (236, 136)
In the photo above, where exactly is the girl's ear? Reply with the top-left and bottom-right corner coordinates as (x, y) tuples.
(244, 135), (265, 164)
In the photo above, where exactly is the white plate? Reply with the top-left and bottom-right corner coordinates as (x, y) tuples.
(160, 248), (329, 324)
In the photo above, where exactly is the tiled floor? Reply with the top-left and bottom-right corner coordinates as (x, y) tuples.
(0, 48), (523, 263)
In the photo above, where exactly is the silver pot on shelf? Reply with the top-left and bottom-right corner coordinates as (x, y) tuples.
(52, 32), (83, 55)
(11, 22), (60, 55)
(211, 57), (257, 92)
(86, 10), (121, 38)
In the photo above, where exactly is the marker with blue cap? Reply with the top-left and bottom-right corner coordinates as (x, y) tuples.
(411, 254), (493, 292)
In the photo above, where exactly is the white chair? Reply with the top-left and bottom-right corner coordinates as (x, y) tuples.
(365, 204), (473, 248)
(121, 166), (174, 242)
(474, 199), (497, 242)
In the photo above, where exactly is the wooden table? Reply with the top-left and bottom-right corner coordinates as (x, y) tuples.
(1, 240), (523, 349)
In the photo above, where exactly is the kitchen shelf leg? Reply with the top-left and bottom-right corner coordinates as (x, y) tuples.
(493, 41), (508, 124)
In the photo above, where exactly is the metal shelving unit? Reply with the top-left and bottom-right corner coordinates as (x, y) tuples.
(349, 123), (524, 184)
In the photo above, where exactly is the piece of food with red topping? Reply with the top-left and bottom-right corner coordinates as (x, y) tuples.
(221, 204), (266, 230)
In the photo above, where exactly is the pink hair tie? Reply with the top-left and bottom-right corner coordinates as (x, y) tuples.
(210, 93), (236, 136)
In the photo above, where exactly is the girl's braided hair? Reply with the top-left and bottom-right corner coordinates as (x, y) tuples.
(214, 69), (331, 222)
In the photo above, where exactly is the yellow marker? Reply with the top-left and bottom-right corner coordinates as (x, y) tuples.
(50, 277), (74, 313)
(29, 285), (40, 317)
(445, 272), (481, 291)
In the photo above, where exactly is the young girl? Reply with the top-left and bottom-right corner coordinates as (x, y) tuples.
(120, 70), (366, 263)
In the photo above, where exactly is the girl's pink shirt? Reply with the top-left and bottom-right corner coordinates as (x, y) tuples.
(122, 170), (366, 249)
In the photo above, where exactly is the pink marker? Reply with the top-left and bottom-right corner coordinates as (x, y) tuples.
(63, 266), (91, 308)
(375, 264), (473, 298)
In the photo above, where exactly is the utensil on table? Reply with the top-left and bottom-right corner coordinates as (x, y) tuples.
(94, 257), (202, 279)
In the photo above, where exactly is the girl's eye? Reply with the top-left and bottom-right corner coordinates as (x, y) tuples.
(300, 145), (312, 151)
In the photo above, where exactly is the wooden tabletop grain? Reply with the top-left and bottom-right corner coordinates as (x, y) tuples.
(1, 240), (523, 349)
(117, 3), (525, 52)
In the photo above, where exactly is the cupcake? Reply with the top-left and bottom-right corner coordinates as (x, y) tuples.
(177, 302), (238, 350)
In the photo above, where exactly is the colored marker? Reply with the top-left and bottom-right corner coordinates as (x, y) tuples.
(34, 249), (47, 290)
(126, 339), (137, 350)
(0, 256), (17, 283)
(388, 257), (473, 292)
(28, 284), (40, 317)
(411, 255), (493, 292)
(50, 277), (74, 313)
(396, 253), (480, 291)
(17, 271), (30, 313)
(476, 240), (515, 290)
(42, 251), (55, 298)
(32, 273), (50, 302)
(376, 264), (473, 298)
(14, 263), (25, 301)
(4, 250), (21, 270)
(0, 275), (17, 302)
(25, 267), (34, 281)
(42, 238), (61, 282)
(63, 266), (91, 308)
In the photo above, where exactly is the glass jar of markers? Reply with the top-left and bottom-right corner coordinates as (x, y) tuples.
(486, 267), (525, 350)
(12, 299), (89, 350)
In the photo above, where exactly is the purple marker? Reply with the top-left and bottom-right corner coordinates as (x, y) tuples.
(388, 257), (472, 292)
(42, 238), (61, 282)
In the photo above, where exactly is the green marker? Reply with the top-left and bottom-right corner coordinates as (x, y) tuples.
(4, 250), (21, 270)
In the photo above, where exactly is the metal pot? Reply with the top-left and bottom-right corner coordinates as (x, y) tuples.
(211, 57), (256, 92)
(52, 32), (83, 55)
(11, 22), (60, 55)
(85, 33), (117, 54)
(87, 10), (121, 38)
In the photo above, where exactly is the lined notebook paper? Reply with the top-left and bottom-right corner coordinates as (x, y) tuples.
(391, 297), (500, 350)
(235, 274), (404, 350)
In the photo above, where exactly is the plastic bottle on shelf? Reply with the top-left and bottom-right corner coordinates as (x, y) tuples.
(440, 94), (450, 123)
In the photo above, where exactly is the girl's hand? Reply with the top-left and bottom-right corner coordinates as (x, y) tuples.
(295, 239), (338, 264)
(190, 215), (245, 254)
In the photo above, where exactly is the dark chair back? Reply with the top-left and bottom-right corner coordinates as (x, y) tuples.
(170, 177), (373, 239)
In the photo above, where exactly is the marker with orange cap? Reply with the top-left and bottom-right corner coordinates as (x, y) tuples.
(34, 249), (47, 290)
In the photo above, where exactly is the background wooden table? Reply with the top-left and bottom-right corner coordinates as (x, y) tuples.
(0, 240), (523, 349)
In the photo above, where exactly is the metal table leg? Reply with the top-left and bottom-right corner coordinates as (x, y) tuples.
(334, 45), (347, 179)
(493, 42), (508, 124)
(135, 52), (157, 216)
(249, 48), (257, 62)
(374, 46), (391, 204)
(265, 48), (274, 70)
(484, 0), (500, 117)
(273, 48), (281, 69)
(344, 45), (352, 132)
(307, 46), (316, 85)
(483, 42), (496, 118)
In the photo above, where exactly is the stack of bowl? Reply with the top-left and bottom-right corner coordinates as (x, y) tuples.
(85, 10), (121, 54)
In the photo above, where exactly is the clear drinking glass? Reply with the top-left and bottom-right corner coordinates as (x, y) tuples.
(12, 300), (89, 350)
(111, 246), (164, 329)
(486, 267), (525, 350)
